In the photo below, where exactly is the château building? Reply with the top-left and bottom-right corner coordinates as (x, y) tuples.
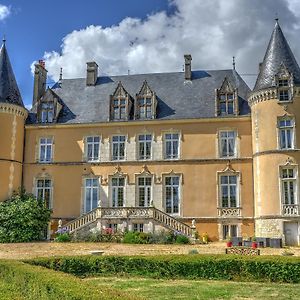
(1, 20), (300, 245)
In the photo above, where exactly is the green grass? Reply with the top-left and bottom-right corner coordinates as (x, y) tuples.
(87, 276), (300, 300)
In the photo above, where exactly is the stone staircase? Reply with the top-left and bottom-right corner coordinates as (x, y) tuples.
(62, 207), (193, 237)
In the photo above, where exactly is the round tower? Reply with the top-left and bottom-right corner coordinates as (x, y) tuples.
(0, 41), (27, 202)
(249, 20), (300, 245)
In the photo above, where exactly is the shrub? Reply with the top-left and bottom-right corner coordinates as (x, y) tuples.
(188, 249), (199, 255)
(27, 254), (300, 283)
(55, 232), (71, 242)
(0, 190), (51, 243)
(175, 234), (190, 244)
(123, 231), (150, 244)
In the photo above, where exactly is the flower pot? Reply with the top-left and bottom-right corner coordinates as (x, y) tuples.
(252, 242), (258, 249)
(226, 241), (232, 247)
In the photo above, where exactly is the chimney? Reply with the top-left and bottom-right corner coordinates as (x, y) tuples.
(184, 54), (192, 81)
(33, 60), (47, 107)
(86, 62), (98, 86)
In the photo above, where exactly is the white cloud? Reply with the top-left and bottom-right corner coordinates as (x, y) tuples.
(0, 4), (10, 21)
(39, 0), (300, 89)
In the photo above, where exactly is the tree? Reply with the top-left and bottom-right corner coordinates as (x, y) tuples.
(0, 190), (51, 242)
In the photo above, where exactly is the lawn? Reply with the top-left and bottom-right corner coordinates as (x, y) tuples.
(87, 276), (300, 300)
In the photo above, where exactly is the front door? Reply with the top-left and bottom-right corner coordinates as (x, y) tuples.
(284, 222), (299, 246)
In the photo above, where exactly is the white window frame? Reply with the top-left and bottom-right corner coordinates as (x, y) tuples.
(222, 224), (238, 240)
(218, 130), (237, 158)
(280, 167), (298, 205)
(278, 117), (295, 150)
(83, 178), (99, 213)
(85, 136), (101, 162)
(218, 173), (240, 208)
(138, 134), (152, 160)
(111, 135), (126, 161)
(164, 132), (180, 160)
(137, 176), (152, 207)
(164, 175), (181, 215)
(111, 177), (126, 207)
(133, 223), (144, 232)
(35, 178), (53, 209)
(40, 101), (54, 123)
(39, 137), (53, 163)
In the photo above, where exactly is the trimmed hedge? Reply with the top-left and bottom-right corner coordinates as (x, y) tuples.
(0, 260), (140, 300)
(27, 254), (300, 283)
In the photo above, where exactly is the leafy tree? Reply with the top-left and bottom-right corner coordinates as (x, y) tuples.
(0, 190), (51, 242)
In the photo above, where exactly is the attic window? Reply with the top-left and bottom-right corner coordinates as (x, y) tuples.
(219, 93), (234, 115)
(275, 65), (293, 102)
(112, 97), (126, 120)
(40, 102), (54, 123)
(138, 96), (152, 119)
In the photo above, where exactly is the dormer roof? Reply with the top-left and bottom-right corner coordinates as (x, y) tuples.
(0, 42), (24, 107)
(254, 20), (300, 91)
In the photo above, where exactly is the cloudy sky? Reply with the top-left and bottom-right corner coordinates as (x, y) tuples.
(0, 0), (300, 107)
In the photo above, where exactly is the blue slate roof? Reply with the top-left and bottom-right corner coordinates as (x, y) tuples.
(28, 69), (250, 124)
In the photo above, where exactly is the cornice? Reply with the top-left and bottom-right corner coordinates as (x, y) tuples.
(0, 103), (28, 119)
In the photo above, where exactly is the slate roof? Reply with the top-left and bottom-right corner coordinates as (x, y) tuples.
(254, 20), (300, 91)
(0, 42), (24, 107)
(28, 69), (250, 124)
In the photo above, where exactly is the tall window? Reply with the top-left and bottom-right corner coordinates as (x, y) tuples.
(219, 93), (234, 115)
(219, 175), (238, 208)
(112, 135), (125, 160)
(279, 118), (294, 150)
(39, 138), (53, 162)
(138, 97), (152, 119)
(112, 97), (126, 120)
(165, 133), (179, 159)
(112, 177), (125, 207)
(222, 224), (237, 240)
(138, 134), (152, 160)
(219, 131), (236, 157)
(41, 102), (54, 123)
(278, 78), (291, 101)
(36, 179), (52, 209)
(281, 168), (297, 205)
(138, 177), (152, 207)
(84, 178), (99, 213)
(165, 176), (180, 214)
(86, 136), (100, 161)
(133, 223), (144, 232)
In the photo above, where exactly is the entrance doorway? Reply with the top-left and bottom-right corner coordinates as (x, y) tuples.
(284, 222), (299, 246)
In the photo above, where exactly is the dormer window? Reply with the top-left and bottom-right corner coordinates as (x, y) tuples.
(216, 78), (238, 116)
(275, 64), (293, 102)
(110, 82), (132, 121)
(135, 81), (157, 120)
(41, 102), (54, 123)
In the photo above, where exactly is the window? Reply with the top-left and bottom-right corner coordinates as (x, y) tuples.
(138, 134), (152, 160)
(165, 133), (179, 159)
(84, 178), (99, 213)
(112, 177), (125, 207)
(86, 136), (100, 161)
(281, 168), (297, 205)
(278, 79), (289, 87)
(112, 135), (125, 160)
(219, 131), (236, 157)
(112, 97), (126, 120)
(279, 90), (290, 101)
(219, 93), (234, 115)
(277, 76), (291, 102)
(39, 137), (53, 163)
(36, 179), (52, 209)
(279, 118), (294, 150)
(138, 177), (152, 207)
(165, 176), (180, 214)
(138, 97), (152, 119)
(222, 224), (237, 240)
(133, 223), (144, 232)
(108, 223), (118, 232)
(41, 102), (54, 123)
(219, 175), (238, 208)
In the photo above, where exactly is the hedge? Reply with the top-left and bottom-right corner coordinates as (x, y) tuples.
(27, 254), (300, 283)
(0, 260), (140, 300)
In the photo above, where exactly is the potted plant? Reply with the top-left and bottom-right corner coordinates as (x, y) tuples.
(252, 236), (258, 249)
(226, 235), (232, 247)
(202, 232), (208, 244)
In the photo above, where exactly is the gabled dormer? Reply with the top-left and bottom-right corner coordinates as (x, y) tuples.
(37, 88), (62, 123)
(274, 63), (294, 102)
(215, 77), (238, 116)
(110, 81), (132, 121)
(135, 80), (157, 120)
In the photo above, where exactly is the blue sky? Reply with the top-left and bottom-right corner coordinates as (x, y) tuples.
(0, 0), (300, 108)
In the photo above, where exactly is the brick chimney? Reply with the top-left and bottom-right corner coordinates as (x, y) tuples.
(86, 62), (98, 86)
(33, 60), (47, 107)
(184, 54), (192, 81)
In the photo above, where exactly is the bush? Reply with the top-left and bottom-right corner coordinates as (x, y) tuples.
(27, 254), (300, 283)
(0, 260), (139, 300)
(175, 234), (190, 244)
(123, 231), (150, 244)
(55, 233), (71, 242)
(0, 190), (51, 243)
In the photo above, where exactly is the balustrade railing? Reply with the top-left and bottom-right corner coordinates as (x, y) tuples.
(218, 207), (242, 217)
(282, 204), (299, 216)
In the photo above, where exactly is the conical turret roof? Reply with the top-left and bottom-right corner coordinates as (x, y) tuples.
(0, 41), (24, 107)
(254, 20), (300, 91)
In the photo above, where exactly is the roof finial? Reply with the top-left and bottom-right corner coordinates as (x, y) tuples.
(232, 56), (236, 70)
(59, 67), (63, 81)
(2, 34), (6, 45)
(275, 13), (279, 23)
